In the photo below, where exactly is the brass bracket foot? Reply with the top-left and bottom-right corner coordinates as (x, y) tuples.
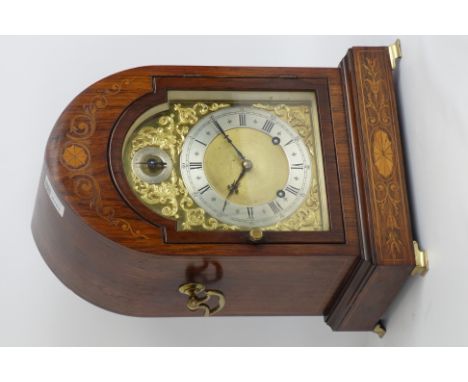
(388, 39), (402, 70)
(411, 240), (429, 276)
(373, 321), (386, 338)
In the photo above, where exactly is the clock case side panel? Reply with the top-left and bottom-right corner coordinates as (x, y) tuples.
(326, 46), (415, 331)
(31, 166), (356, 317)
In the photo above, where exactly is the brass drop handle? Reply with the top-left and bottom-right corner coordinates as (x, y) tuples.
(178, 282), (225, 317)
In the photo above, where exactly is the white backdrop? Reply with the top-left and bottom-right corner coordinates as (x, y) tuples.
(0, 36), (466, 346)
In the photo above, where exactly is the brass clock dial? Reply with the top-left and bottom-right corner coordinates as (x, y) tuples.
(180, 106), (312, 228)
(122, 91), (329, 232)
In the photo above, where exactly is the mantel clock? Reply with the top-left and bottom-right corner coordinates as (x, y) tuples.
(32, 41), (427, 335)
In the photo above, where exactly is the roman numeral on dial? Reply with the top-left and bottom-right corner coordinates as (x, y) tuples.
(284, 137), (298, 146)
(189, 162), (203, 170)
(239, 114), (246, 126)
(291, 163), (304, 170)
(285, 185), (300, 196)
(247, 207), (254, 219)
(262, 120), (274, 133)
(198, 184), (211, 194)
(268, 201), (283, 214)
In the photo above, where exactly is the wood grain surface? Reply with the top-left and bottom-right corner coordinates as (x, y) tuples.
(32, 51), (415, 330)
(326, 46), (415, 331)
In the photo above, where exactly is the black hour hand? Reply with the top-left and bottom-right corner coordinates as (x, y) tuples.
(222, 167), (247, 211)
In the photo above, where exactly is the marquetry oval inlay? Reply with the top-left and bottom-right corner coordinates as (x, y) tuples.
(61, 143), (89, 170)
(372, 129), (393, 178)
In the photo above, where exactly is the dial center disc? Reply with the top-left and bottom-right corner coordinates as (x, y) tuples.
(242, 159), (253, 171)
(203, 127), (289, 206)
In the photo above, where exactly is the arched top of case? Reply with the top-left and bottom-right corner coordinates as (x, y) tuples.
(41, 65), (357, 257)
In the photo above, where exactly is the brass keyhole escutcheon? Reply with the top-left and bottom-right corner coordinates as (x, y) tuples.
(178, 283), (225, 317)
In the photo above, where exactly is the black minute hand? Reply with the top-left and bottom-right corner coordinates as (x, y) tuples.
(211, 117), (246, 161)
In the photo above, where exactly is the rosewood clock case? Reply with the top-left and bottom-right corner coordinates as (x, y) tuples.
(32, 43), (420, 332)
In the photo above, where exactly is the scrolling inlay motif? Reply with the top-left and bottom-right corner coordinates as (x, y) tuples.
(61, 79), (149, 239)
(360, 55), (403, 259)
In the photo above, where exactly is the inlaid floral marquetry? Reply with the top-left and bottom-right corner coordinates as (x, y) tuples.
(59, 79), (149, 240)
(356, 51), (412, 264)
(372, 130), (393, 178)
(61, 143), (89, 170)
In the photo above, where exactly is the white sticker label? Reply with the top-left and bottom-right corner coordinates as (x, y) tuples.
(44, 175), (65, 217)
